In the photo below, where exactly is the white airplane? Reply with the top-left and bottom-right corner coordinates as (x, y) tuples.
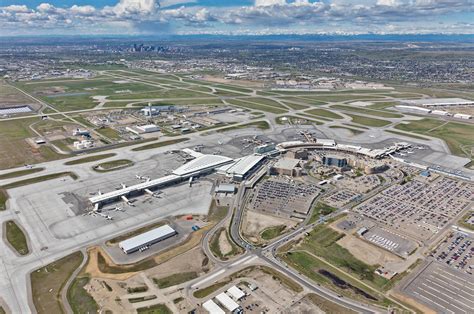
(98, 190), (102, 196)
(398, 153), (407, 156)
(113, 205), (124, 212)
(121, 183), (127, 189)
(135, 174), (143, 180)
(218, 140), (222, 145)
(369, 135), (376, 138)
(98, 213), (113, 220)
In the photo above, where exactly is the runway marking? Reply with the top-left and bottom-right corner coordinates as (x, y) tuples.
(191, 269), (225, 288)
(413, 291), (454, 314)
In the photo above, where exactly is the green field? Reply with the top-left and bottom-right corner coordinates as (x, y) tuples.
(331, 105), (403, 118)
(0, 118), (63, 170)
(64, 153), (116, 165)
(209, 227), (242, 260)
(304, 108), (343, 120)
(308, 202), (337, 224)
(131, 138), (189, 152)
(67, 275), (98, 314)
(346, 114), (391, 127)
(278, 96), (326, 106)
(395, 119), (474, 157)
(96, 127), (121, 141)
(0, 167), (45, 180)
(5, 220), (29, 255)
(367, 101), (399, 110)
(214, 120), (270, 133)
(93, 159), (133, 172)
(304, 293), (356, 314)
(261, 225), (286, 240)
(137, 304), (172, 314)
(281, 101), (309, 110)
(153, 272), (198, 288)
(226, 99), (288, 114)
(31, 251), (84, 314)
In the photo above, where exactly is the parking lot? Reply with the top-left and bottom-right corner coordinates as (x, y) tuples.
(248, 178), (320, 220)
(431, 232), (474, 275)
(362, 226), (417, 258)
(322, 189), (361, 208)
(403, 261), (474, 314)
(354, 176), (474, 242)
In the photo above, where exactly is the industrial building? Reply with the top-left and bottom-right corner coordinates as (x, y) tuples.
(215, 184), (236, 194)
(401, 98), (474, 107)
(119, 224), (177, 254)
(271, 158), (302, 177)
(227, 286), (245, 300)
(126, 124), (160, 135)
(202, 299), (225, 314)
(140, 105), (178, 116)
(215, 292), (240, 312)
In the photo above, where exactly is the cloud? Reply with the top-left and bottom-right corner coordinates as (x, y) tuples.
(0, 0), (473, 35)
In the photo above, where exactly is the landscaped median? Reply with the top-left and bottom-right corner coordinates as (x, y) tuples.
(4, 220), (29, 255)
(0, 172), (78, 211)
(93, 159), (134, 172)
(0, 167), (45, 180)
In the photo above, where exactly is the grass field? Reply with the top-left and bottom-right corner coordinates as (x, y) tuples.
(305, 108), (343, 120)
(289, 224), (390, 291)
(131, 138), (189, 151)
(67, 275), (98, 314)
(395, 119), (474, 157)
(153, 272), (198, 288)
(214, 120), (270, 133)
(260, 225), (286, 240)
(368, 101), (398, 110)
(0, 118), (63, 169)
(96, 127), (121, 141)
(226, 99), (288, 114)
(31, 251), (84, 314)
(458, 211), (474, 231)
(278, 96), (326, 106)
(331, 105), (403, 118)
(346, 114), (391, 127)
(305, 293), (356, 314)
(137, 304), (172, 314)
(308, 202), (337, 224)
(64, 153), (116, 165)
(5, 220), (29, 255)
(281, 101), (309, 110)
(0, 167), (45, 180)
(209, 227), (242, 260)
(93, 159), (133, 172)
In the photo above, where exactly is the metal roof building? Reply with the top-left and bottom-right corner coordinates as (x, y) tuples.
(203, 300), (225, 314)
(119, 224), (176, 254)
(401, 98), (474, 107)
(172, 154), (234, 176)
(217, 154), (265, 181)
(215, 292), (240, 312)
(227, 285), (245, 300)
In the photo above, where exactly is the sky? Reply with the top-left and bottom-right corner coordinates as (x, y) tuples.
(0, 0), (473, 36)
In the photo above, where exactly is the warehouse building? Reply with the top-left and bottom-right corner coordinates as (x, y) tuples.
(126, 124), (160, 135)
(202, 300), (225, 314)
(401, 98), (474, 107)
(215, 292), (240, 312)
(227, 285), (245, 301)
(119, 224), (177, 254)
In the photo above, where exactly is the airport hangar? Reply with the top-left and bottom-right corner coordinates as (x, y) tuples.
(119, 224), (177, 254)
(88, 151), (266, 207)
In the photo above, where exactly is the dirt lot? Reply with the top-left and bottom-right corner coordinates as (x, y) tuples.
(0, 81), (41, 109)
(243, 210), (296, 243)
(218, 230), (233, 255)
(391, 292), (437, 314)
(337, 234), (402, 266)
